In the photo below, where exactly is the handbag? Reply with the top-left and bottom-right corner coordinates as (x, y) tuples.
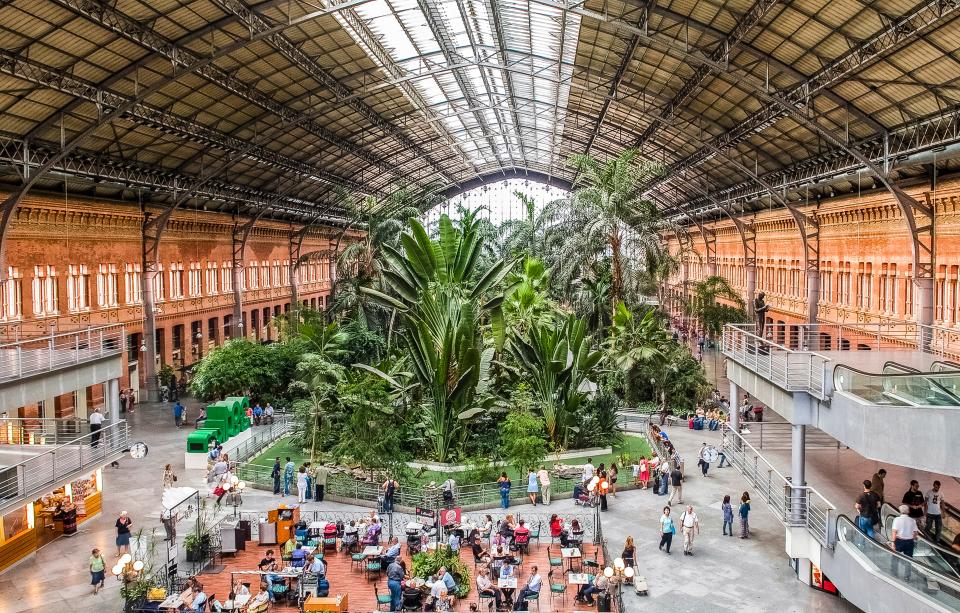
(213, 486), (226, 496)
(173, 475), (178, 482)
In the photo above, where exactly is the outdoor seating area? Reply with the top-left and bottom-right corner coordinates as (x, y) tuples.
(175, 512), (608, 612)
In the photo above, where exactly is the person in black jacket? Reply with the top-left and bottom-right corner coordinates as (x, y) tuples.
(271, 457), (281, 495)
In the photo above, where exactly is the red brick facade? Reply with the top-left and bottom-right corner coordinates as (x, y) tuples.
(0, 192), (346, 415)
(668, 176), (960, 336)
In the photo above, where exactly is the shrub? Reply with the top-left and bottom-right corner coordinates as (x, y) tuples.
(410, 547), (471, 598)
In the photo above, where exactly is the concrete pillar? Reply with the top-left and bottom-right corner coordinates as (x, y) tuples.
(141, 264), (160, 402)
(232, 262), (245, 339)
(791, 424), (806, 524)
(728, 380), (740, 433)
(916, 276), (934, 349)
(805, 269), (820, 350)
(104, 378), (120, 423)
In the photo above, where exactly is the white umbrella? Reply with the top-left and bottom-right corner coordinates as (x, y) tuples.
(162, 486), (199, 510)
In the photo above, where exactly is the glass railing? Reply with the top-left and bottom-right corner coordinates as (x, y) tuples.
(879, 504), (960, 578)
(834, 364), (960, 407)
(837, 515), (960, 610)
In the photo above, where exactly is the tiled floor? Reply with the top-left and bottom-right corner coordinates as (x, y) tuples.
(205, 538), (601, 612)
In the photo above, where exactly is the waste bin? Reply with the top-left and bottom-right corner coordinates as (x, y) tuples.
(239, 519), (252, 544)
(258, 521), (277, 545)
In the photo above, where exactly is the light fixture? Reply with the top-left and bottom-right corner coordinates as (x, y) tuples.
(624, 566), (635, 579)
(603, 567), (614, 578)
(119, 553), (132, 565)
(132, 560), (144, 572)
(140, 341), (146, 352)
(614, 557), (625, 570)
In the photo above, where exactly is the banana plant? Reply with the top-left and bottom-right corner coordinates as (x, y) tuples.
(360, 215), (515, 461)
(507, 314), (602, 447)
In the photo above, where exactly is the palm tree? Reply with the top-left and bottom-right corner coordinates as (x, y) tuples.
(686, 276), (748, 339)
(543, 149), (663, 319)
(499, 191), (549, 259)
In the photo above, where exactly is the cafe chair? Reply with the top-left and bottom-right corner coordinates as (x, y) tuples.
(365, 559), (383, 581)
(547, 546), (563, 570)
(547, 570), (566, 605)
(529, 522), (541, 548)
(351, 552), (366, 571)
(477, 589), (497, 610)
(270, 583), (290, 605)
(374, 586), (392, 611)
(582, 551), (600, 573)
(521, 590), (541, 611)
(323, 537), (337, 553)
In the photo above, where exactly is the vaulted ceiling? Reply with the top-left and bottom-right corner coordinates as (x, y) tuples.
(1, 0), (959, 224)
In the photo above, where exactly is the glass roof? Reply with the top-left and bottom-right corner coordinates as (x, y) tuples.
(337, 0), (581, 171)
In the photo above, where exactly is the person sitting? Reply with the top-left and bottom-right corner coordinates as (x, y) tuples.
(281, 536), (297, 560)
(499, 514), (516, 540)
(569, 519), (584, 546)
(233, 581), (250, 597)
(195, 407), (207, 428)
(513, 566), (541, 611)
(439, 566), (457, 595)
(290, 543), (307, 568)
(512, 520), (530, 553)
(383, 537), (402, 565)
(434, 586), (453, 612)
(448, 531), (461, 552)
(577, 572), (609, 605)
(208, 594), (223, 612)
(471, 538), (491, 564)
(476, 567), (502, 610)
(549, 514), (568, 547)
(246, 590), (270, 613)
(222, 591), (237, 612)
(361, 519), (382, 545)
(188, 583), (207, 613)
(307, 554), (326, 580)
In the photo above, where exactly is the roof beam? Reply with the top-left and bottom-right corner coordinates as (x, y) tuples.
(414, 0), (505, 167)
(211, 0), (456, 186)
(584, 34), (641, 154)
(631, 0), (784, 152)
(482, 0), (529, 166)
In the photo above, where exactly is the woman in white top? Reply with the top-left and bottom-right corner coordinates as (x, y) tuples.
(296, 466), (308, 503)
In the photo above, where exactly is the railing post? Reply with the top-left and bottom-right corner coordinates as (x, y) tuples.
(75, 334), (80, 363)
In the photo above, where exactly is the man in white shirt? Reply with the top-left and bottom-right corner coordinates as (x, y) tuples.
(88, 408), (104, 448)
(680, 505), (700, 555)
(513, 565), (541, 610)
(441, 477), (456, 506)
(537, 465), (552, 505)
(926, 480), (944, 543)
(264, 403), (275, 424)
(582, 458), (595, 483)
(891, 504), (919, 579)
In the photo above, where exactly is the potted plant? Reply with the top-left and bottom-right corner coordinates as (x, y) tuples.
(184, 531), (211, 562)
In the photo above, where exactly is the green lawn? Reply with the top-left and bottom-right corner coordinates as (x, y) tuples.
(248, 433), (650, 486)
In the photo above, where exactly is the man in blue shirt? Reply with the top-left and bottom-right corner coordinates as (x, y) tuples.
(173, 401), (184, 428)
(253, 403), (264, 425)
(440, 567), (457, 592)
(383, 537), (401, 565)
(283, 457), (295, 496)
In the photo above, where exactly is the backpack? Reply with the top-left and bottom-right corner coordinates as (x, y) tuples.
(317, 577), (330, 597)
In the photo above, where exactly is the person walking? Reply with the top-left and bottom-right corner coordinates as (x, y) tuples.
(88, 408), (104, 448)
(537, 465), (551, 505)
(315, 464), (329, 502)
(891, 504), (919, 580)
(161, 507), (177, 542)
(115, 510), (132, 556)
(173, 401), (184, 428)
(902, 480), (926, 525)
(497, 472), (512, 509)
(296, 466), (308, 504)
(739, 492), (752, 538)
(679, 505), (700, 555)
(668, 464), (683, 505)
(271, 458), (281, 496)
(621, 535), (636, 572)
(386, 558), (405, 611)
(697, 443), (710, 476)
(163, 464), (177, 489)
(721, 495), (734, 536)
(926, 480), (944, 543)
(855, 480), (880, 538)
(526, 468), (539, 506)
(89, 548), (106, 595)
(658, 506), (675, 554)
(582, 457), (595, 483)
(283, 457), (295, 496)
(609, 463), (619, 497)
(870, 468), (887, 504)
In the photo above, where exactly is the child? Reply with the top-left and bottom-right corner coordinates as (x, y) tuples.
(721, 495), (734, 536)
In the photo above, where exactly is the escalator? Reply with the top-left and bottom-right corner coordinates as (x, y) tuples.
(929, 361), (960, 373)
(875, 361), (960, 406)
(878, 503), (960, 579)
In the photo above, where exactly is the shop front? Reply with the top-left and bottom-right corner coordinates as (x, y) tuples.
(0, 468), (104, 572)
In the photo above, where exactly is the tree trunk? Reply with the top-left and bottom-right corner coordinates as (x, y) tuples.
(610, 225), (623, 320)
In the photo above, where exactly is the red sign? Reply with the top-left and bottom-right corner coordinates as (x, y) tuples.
(439, 507), (462, 527)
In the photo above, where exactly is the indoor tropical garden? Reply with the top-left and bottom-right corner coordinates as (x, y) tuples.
(188, 150), (723, 506)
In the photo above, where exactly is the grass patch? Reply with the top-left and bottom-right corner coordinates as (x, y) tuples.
(248, 434), (651, 486)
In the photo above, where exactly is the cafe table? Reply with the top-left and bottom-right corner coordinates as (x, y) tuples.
(567, 572), (594, 585)
(561, 547), (582, 572)
(498, 577), (518, 608)
(362, 545), (383, 556)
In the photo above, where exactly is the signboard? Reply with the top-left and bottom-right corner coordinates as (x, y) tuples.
(811, 564), (839, 595)
(415, 507), (436, 526)
(439, 507), (462, 527)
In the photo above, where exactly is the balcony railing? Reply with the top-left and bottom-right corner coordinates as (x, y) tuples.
(0, 324), (124, 384)
(0, 416), (97, 445)
(722, 324), (830, 399)
(0, 420), (129, 509)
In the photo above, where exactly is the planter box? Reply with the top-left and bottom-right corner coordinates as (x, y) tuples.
(405, 447), (612, 473)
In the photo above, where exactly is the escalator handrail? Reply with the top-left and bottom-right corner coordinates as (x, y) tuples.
(880, 361), (960, 404)
(836, 513), (960, 589)
(882, 360), (919, 374)
(834, 363), (960, 406)
(878, 503), (960, 575)
(930, 360), (960, 372)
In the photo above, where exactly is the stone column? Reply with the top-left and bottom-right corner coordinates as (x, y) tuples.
(745, 264), (756, 317)
(916, 276), (935, 349)
(805, 269), (821, 351)
(104, 378), (121, 423)
(728, 380), (740, 433)
(141, 263), (160, 402)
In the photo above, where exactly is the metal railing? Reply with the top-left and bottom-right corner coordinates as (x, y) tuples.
(234, 461), (588, 510)
(0, 324), (125, 383)
(719, 424), (835, 546)
(0, 420), (129, 507)
(0, 416), (93, 445)
(227, 414), (294, 463)
(722, 324), (831, 399)
(759, 321), (960, 359)
(878, 503), (960, 579)
(737, 422), (840, 451)
(837, 515), (960, 610)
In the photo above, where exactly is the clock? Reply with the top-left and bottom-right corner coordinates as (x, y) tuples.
(128, 442), (149, 459)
